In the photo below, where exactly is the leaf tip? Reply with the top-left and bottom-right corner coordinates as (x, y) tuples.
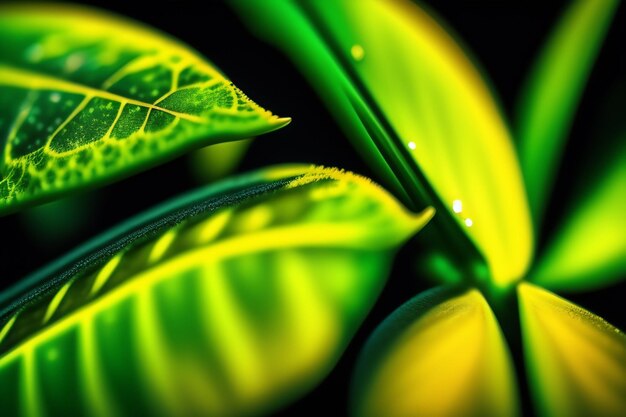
(274, 116), (292, 127)
(404, 205), (435, 241)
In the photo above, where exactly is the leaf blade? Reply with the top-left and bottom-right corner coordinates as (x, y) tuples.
(0, 164), (432, 417)
(518, 282), (626, 417)
(233, 0), (533, 287)
(531, 141), (626, 291)
(351, 286), (520, 417)
(516, 0), (620, 229)
(0, 4), (289, 214)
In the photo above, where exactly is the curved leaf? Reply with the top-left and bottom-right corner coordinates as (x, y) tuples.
(351, 286), (519, 417)
(531, 142), (626, 291)
(0, 165), (433, 417)
(519, 282), (626, 417)
(516, 0), (620, 229)
(0, 3), (289, 215)
(190, 138), (253, 182)
(233, 0), (533, 287)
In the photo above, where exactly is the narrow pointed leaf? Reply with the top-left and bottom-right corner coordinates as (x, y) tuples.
(0, 165), (432, 417)
(516, 0), (620, 228)
(0, 4), (289, 215)
(351, 286), (519, 417)
(519, 283), (626, 417)
(531, 142), (626, 291)
(233, 0), (533, 287)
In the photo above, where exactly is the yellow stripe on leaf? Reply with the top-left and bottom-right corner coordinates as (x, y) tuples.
(0, 165), (430, 417)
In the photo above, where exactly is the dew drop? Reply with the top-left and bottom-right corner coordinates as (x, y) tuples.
(49, 92), (61, 103)
(464, 218), (473, 227)
(452, 199), (462, 213)
(408, 141), (417, 150)
(351, 44), (365, 61)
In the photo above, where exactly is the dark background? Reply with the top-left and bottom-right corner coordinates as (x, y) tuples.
(1, 1), (624, 416)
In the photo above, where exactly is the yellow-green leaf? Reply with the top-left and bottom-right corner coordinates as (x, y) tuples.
(233, 0), (533, 287)
(190, 138), (253, 182)
(516, 0), (620, 229)
(518, 282), (626, 417)
(531, 142), (626, 291)
(0, 4), (289, 215)
(351, 286), (519, 417)
(0, 165), (432, 417)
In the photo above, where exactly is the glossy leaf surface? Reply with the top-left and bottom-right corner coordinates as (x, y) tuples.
(516, 0), (620, 228)
(0, 165), (432, 417)
(351, 286), (519, 417)
(531, 142), (626, 291)
(0, 4), (289, 215)
(233, 0), (533, 287)
(519, 283), (626, 417)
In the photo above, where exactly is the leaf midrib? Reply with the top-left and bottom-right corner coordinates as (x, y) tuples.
(0, 64), (209, 124)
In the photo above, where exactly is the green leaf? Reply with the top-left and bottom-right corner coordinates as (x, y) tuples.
(232, 0), (533, 287)
(516, 0), (620, 229)
(190, 138), (253, 182)
(351, 286), (520, 417)
(0, 4), (289, 215)
(531, 140), (626, 291)
(0, 164), (433, 417)
(518, 283), (626, 417)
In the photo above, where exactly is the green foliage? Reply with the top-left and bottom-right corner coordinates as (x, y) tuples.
(232, 0), (533, 287)
(531, 141), (626, 291)
(0, 165), (432, 417)
(516, 0), (620, 228)
(518, 283), (626, 417)
(233, 0), (626, 416)
(1, 1), (625, 417)
(0, 4), (289, 215)
(352, 286), (519, 417)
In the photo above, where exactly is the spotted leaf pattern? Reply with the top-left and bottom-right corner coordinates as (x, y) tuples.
(0, 4), (289, 215)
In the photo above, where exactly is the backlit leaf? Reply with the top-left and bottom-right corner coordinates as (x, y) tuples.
(233, 0), (533, 287)
(351, 286), (519, 417)
(516, 0), (620, 229)
(531, 142), (626, 291)
(0, 165), (433, 417)
(0, 4), (289, 215)
(518, 283), (626, 417)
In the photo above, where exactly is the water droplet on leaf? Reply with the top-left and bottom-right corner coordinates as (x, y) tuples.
(351, 44), (365, 61)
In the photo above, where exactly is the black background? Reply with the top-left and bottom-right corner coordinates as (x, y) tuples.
(1, 1), (624, 416)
